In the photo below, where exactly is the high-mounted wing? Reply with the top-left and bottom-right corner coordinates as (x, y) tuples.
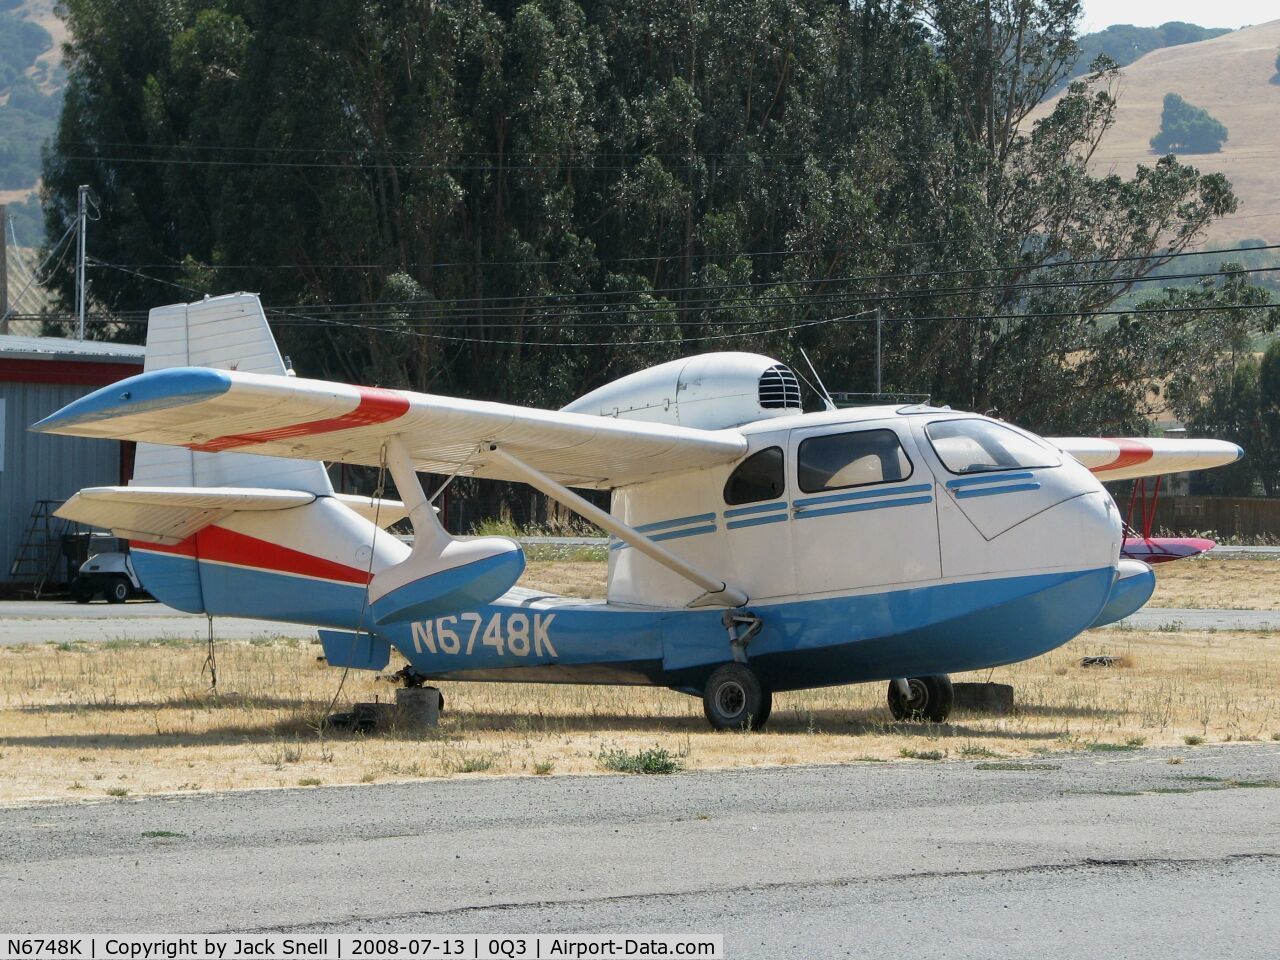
(32, 367), (749, 489)
(1050, 437), (1243, 482)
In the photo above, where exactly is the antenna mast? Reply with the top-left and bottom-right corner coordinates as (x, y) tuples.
(798, 347), (837, 412)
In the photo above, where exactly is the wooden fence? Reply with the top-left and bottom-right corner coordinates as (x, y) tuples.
(1145, 496), (1280, 541)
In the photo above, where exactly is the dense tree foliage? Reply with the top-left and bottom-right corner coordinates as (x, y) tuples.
(1185, 340), (1280, 497)
(41, 0), (1273, 439)
(1150, 92), (1228, 154)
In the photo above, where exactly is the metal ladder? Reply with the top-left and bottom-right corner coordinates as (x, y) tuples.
(8, 500), (66, 597)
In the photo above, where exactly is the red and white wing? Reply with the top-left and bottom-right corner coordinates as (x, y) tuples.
(32, 367), (748, 490)
(1049, 437), (1244, 482)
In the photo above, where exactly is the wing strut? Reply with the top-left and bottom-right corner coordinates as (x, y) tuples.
(486, 444), (749, 608)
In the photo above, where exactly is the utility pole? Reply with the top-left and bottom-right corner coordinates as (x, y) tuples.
(0, 203), (8, 335)
(76, 184), (88, 340)
(874, 307), (882, 397)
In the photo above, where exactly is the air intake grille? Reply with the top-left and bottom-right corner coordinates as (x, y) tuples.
(758, 364), (802, 409)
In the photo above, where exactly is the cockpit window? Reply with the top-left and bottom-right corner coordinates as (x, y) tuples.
(925, 419), (1060, 474)
(797, 429), (913, 493)
(724, 447), (785, 505)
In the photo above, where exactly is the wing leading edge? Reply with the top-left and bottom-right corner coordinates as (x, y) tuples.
(33, 367), (749, 489)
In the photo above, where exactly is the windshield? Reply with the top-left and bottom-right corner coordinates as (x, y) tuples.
(925, 419), (1059, 475)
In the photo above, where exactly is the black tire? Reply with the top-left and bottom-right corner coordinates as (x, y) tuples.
(106, 577), (130, 604)
(71, 578), (94, 604)
(703, 663), (768, 730)
(753, 688), (773, 728)
(887, 675), (954, 723)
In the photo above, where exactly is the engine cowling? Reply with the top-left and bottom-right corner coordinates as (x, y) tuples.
(560, 352), (802, 429)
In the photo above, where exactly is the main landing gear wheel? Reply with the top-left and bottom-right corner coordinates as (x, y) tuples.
(703, 663), (771, 730)
(106, 577), (130, 604)
(887, 675), (954, 723)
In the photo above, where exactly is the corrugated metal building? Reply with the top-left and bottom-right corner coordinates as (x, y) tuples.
(1, 335), (144, 589)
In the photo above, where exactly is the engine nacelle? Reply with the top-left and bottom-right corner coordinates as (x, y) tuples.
(561, 352), (802, 429)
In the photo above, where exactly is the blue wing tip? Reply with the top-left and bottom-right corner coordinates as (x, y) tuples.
(31, 366), (233, 432)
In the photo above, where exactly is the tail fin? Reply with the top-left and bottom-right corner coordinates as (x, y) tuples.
(132, 293), (332, 494)
(58, 293), (513, 632)
(86, 294), (401, 621)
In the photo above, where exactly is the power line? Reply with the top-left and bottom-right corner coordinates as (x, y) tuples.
(261, 299), (1277, 347)
(61, 153), (822, 173)
(90, 235), (1280, 273)
(55, 252), (1279, 333)
(260, 262), (1280, 328)
(249, 241), (1280, 316)
(50, 242), (1280, 335)
(0, 221), (78, 324)
(32, 291), (1276, 344)
(63, 140), (834, 160)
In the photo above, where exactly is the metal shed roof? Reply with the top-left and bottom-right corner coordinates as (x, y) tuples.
(0, 335), (145, 363)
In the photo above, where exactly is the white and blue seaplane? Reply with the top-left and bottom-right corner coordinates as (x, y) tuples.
(34, 294), (1243, 727)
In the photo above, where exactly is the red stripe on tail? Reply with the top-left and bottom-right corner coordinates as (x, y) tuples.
(133, 526), (371, 585)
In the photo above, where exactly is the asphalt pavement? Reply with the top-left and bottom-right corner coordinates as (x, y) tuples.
(1116, 607), (1280, 631)
(0, 599), (314, 644)
(2, 598), (1277, 647)
(1, 745), (1277, 958)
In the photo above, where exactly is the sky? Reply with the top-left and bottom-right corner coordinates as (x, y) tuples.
(1080, 0), (1278, 32)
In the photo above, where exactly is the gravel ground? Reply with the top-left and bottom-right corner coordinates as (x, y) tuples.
(1, 744), (1276, 958)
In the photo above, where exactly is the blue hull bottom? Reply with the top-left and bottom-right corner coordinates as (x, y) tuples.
(131, 552), (1117, 693)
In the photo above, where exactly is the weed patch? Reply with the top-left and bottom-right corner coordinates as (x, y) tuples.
(597, 746), (682, 775)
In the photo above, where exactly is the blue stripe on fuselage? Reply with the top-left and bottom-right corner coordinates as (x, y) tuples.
(792, 483), (933, 508)
(132, 553), (1115, 692)
(945, 471), (1035, 488)
(954, 482), (1041, 499)
(793, 495), (933, 520)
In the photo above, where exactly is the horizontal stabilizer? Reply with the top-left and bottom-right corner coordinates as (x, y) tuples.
(55, 486), (316, 544)
(1049, 437), (1243, 482)
(334, 493), (409, 529)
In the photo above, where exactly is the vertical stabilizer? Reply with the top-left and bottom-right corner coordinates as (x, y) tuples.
(131, 293), (333, 493)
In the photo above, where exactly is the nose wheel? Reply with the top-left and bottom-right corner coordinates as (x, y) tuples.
(887, 675), (953, 723)
(703, 663), (772, 730)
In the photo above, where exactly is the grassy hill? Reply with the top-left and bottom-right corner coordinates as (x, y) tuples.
(1031, 19), (1280, 251)
(1050, 21), (1234, 96)
(0, 0), (65, 245)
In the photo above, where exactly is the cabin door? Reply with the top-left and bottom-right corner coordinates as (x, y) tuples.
(786, 420), (941, 595)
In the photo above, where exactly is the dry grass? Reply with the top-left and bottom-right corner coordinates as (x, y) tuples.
(2, 557), (1276, 804)
(1148, 558), (1280, 610)
(518, 561), (608, 599)
(1, 619), (1277, 805)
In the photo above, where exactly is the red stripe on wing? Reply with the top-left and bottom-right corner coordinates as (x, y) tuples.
(190, 386), (409, 452)
(1090, 438), (1154, 475)
(133, 526), (371, 585)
